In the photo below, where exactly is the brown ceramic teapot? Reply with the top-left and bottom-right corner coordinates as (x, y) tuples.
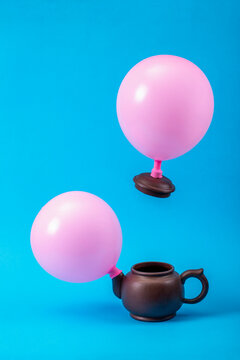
(112, 261), (209, 322)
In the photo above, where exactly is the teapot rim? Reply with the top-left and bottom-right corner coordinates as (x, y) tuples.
(131, 261), (174, 276)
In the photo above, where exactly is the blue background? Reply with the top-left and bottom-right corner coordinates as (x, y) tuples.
(0, 1), (239, 359)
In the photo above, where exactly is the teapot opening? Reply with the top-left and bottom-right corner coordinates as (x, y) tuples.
(132, 262), (174, 276)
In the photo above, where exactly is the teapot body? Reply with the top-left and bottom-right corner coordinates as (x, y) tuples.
(121, 263), (183, 321)
(112, 262), (209, 322)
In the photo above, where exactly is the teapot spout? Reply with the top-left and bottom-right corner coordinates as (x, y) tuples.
(112, 272), (125, 299)
(109, 266), (124, 299)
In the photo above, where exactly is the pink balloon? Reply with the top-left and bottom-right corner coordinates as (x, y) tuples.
(117, 55), (214, 161)
(31, 192), (122, 283)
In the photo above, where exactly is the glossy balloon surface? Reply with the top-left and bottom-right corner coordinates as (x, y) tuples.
(117, 55), (214, 160)
(31, 191), (122, 283)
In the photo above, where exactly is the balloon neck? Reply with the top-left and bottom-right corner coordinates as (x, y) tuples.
(151, 160), (163, 178)
(108, 265), (122, 279)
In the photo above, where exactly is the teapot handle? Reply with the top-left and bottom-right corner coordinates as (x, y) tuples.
(180, 268), (209, 304)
